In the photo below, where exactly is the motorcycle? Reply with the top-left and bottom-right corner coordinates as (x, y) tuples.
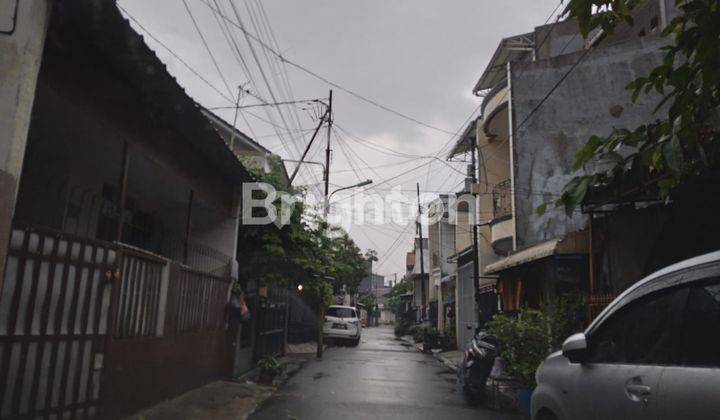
(457, 330), (498, 396)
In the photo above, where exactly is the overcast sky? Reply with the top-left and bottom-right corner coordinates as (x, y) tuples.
(119, 0), (560, 281)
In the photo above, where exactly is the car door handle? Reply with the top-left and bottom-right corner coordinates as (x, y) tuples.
(626, 384), (651, 396)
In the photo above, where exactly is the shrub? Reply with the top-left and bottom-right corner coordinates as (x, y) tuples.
(423, 326), (439, 344)
(544, 292), (586, 350)
(257, 355), (282, 376)
(486, 310), (550, 388)
(394, 319), (412, 337)
(409, 325), (424, 343)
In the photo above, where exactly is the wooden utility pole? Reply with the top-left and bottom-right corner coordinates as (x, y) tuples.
(470, 131), (482, 328)
(416, 183), (427, 321)
(318, 89), (332, 359)
(288, 105), (330, 185)
(323, 90), (333, 215)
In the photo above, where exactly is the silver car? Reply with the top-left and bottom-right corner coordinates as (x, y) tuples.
(532, 250), (720, 420)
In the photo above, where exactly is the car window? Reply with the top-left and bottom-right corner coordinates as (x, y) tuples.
(326, 307), (355, 318)
(679, 278), (720, 367)
(588, 287), (682, 365)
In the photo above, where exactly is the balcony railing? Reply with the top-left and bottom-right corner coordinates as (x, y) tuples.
(492, 179), (512, 219)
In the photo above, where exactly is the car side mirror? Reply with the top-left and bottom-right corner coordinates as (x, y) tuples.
(562, 333), (588, 364)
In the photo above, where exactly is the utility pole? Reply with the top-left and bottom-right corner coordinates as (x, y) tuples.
(318, 89), (332, 359)
(288, 105), (330, 184)
(416, 183), (427, 321)
(470, 131), (482, 329)
(323, 90), (333, 216)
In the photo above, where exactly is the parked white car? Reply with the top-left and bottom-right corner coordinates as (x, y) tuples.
(323, 305), (361, 346)
(532, 250), (720, 420)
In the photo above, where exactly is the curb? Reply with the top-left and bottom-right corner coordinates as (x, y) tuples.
(435, 353), (459, 373)
(397, 336), (458, 373)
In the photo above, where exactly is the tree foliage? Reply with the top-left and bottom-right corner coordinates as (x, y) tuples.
(236, 161), (367, 305)
(486, 310), (551, 388)
(386, 279), (413, 313)
(544, 0), (720, 216)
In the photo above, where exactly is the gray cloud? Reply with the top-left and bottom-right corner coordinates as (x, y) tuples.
(120, 0), (561, 278)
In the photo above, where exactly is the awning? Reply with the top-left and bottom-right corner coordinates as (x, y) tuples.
(484, 231), (588, 274)
(441, 275), (455, 284)
(472, 32), (534, 94)
(447, 118), (490, 159)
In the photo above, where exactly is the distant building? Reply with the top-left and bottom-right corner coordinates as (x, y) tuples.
(359, 258), (385, 294)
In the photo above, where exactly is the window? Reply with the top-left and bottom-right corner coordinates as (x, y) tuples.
(679, 279), (720, 367)
(326, 307), (356, 318)
(588, 287), (682, 364)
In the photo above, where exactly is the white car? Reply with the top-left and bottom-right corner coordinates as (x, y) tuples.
(532, 250), (720, 420)
(323, 305), (361, 346)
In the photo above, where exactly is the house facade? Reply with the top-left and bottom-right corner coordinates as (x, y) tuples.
(426, 195), (456, 332)
(459, 1), (677, 316)
(0, 2), (255, 418)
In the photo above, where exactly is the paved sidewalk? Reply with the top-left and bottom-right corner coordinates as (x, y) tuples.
(126, 350), (315, 419)
(398, 335), (461, 372)
(123, 380), (273, 420)
(435, 349), (462, 372)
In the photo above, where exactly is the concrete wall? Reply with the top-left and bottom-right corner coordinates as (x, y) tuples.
(510, 35), (668, 249)
(439, 220), (456, 275)
(455, 262), (476, 347)
(534, 18), (584, 60)
(476, 115), (510, 269)
(427, 221), (440, 302)
(0, 0), (51, 282)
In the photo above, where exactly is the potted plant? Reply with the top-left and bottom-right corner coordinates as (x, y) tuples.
(257, 355), (282, 385)
(410, 324), (424, 343)
(486, 310), (550, 417)
(422, 326), (439, 353)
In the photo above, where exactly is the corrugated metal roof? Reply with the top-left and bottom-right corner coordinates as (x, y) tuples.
(52, 1), (252, 183)
(484, 239), (560, 274)
(472, 32), (534, 94)
(484, 230), (588, 274)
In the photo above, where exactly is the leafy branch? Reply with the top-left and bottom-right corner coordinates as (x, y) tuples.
(541, 0), (720, 215)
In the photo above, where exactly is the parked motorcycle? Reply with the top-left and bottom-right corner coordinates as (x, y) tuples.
(457, 330), (498, 396)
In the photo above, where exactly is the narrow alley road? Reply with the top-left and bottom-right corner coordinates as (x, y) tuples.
(250, 326), (518, 420)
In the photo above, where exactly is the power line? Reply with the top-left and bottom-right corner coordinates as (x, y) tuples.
(181, 0), (235, 98)
(207, 98), (324, 111)
(199, 0), (457, 135)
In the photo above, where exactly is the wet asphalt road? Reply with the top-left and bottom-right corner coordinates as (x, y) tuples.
(250, 326), (519, 420)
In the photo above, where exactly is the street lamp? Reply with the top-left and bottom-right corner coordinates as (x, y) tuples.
(324, 179), (373, 219)
(328, 179), (373, 200)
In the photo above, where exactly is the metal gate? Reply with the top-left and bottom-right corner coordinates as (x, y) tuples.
(0, 226), (117, 419)
(254, 287), (287, 359)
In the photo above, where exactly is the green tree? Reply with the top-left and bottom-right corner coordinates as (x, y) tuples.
(364, 249), (379, 262)
(541, 0), (720, 216)
(386, 279), (412, 313)
(236, 159), (367, 306)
